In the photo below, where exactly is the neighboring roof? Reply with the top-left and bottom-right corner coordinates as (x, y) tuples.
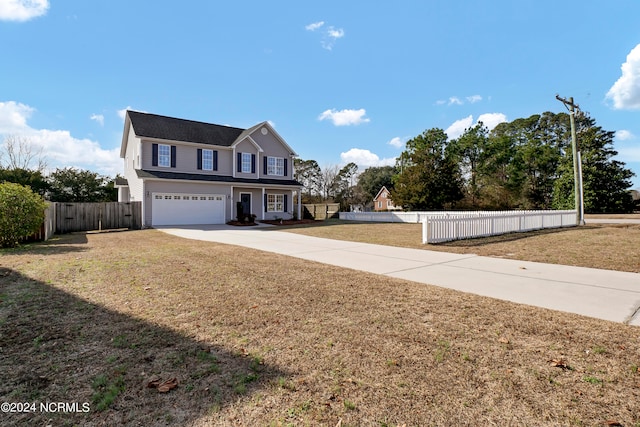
(136, 169), (302, 187)
(127, 110), (245, 147)
(114, 177), (128, 187)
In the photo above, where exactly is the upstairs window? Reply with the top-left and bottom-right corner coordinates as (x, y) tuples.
(158, 144), (171, 167)
(153, 143), (175, 168)
(267, 157), (284, 176)
(264, 156), (287, 176)
(242, 153), (252, 173)
(197, 149), (217, 171)
(237, 152), (255, 173)
(202, 149), (213, 170)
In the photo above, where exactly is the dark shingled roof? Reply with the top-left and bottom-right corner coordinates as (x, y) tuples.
(127, 110), (245, 147)
(136, 170), (302, 187)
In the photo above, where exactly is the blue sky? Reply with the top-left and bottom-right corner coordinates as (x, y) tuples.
(1, 0), (639, 189)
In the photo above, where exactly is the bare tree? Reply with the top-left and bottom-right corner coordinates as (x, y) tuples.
(320, 164), (340, 200)
(0, 135), (47, 171)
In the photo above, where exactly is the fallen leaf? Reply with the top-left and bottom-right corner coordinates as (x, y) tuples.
(498, 337), (510, 344)
(550, 358), (570, 369)
(157, 377), (178, 393)
(147, 378), (161, 388)
(147, 377), (178, 393)
(603, 421), (623, 426)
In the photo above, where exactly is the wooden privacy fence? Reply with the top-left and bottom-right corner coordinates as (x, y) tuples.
(22, 203), (56, 243)
(303, 203), (340, 220)
(54, 202), (142, 234)
(422, 210), (577, 243)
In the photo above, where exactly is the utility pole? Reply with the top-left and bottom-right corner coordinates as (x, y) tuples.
(556, 94), (585, 225)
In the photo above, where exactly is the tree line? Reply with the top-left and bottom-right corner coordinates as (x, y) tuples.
(296, 111), (636, 213)
(2, 110), (637, 212)
(0, 135), (117, 203)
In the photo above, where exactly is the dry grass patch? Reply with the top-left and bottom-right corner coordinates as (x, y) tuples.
(1, 230), (639, 426)
(279, 220), (640, 273)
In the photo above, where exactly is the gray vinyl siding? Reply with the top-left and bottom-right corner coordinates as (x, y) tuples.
(234, 139), (259, 179)
(251, 129), (290, 158)
(141, 140), (233, 175)
(250, 128), (294, 181)
(123, 124), (144, 202)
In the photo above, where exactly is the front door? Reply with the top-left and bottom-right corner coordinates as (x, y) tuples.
(240, 193), (251, 216)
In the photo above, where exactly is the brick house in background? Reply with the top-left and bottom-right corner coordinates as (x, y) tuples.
(373, 186), (401, 211)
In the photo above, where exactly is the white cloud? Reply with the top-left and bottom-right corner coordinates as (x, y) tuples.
(0, 101), (122, 176)
(340, 148), (395, 168)
(305, 21), (324, 31)
(0, 0), (48, 21)
(90, 114), (104, 126)
(117, 106), (132, 120)
(477, 112), (507, 130)
(318, 108), (370, 126)
(388, 137), (404, 148)
(327, 27), (344, 39)
(437, 95), (486, 106)
(321, 26), (345, 50)
(445, 115), (474, 139)
(445, 113), (507, 139)
(118, 106), (147, 121)
(306, 20), (344, 50)
(617, 129), (634, 141)
(0, 101), (34, 130)
(606, 44), (640, 110)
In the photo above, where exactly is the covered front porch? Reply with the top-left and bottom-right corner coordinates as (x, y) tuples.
(231, 185), (302, 222)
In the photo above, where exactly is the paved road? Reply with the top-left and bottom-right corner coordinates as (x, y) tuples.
(585, 218), (640, 224)
(158, 224), (640, 326)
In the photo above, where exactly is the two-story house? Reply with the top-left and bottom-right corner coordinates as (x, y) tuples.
(117, 110), (302, 227)
(373, 186), (401, 211)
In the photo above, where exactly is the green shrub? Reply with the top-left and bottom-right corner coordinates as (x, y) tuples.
(0, 182), (47, 248)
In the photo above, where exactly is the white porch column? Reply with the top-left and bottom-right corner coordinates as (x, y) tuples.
(261, 187), (265, 221)
(297, 189), (302, 220)
(230, 185), (234, 221)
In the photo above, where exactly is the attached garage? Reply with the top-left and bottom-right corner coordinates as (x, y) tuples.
(152, 193), (226, 226)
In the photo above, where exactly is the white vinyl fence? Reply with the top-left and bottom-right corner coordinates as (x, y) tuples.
(422, 210), (577, 243)
(339, 211), (467, 223)
(339, 210), (577, 243)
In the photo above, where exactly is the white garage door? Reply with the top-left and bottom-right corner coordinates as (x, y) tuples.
(152, 193), (226, 226)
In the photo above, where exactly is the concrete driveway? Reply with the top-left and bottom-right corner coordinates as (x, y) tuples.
(158, 224), (640, 326)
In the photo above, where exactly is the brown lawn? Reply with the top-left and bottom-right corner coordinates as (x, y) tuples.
(0, 225), (639, 426)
